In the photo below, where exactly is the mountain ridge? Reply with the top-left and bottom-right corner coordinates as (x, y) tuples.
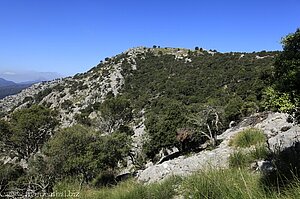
(0, 77), (16, 87)
(0, 47), (279, 162)
(0, 47), (279, 125)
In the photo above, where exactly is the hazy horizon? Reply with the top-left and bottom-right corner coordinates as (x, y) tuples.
(0, 70), (63, 83)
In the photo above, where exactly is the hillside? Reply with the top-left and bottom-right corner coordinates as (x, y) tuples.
(1, 41), (300, 198)
(0, 78), (16, 87)
(0, 47), (278, 157)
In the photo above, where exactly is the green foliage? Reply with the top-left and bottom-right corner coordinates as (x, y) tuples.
(224, 96), (243, 122)
(44, 125), (131, 182)
(51, 168), (300, 199)
(74, 112), (92, 126)
(274, 28), (300, 96)
(229, 128), (266, 148)
(0, 162), (25, 194)
(250, 144), (270, 160)
(53, 176), (181, 199)
(99, 95), (133, 133)
(182, 168), (273, 199)
(262, 86), (296, 112)
(35, 87), (53, 102)
(0, 105), (58, 160)
(261, 142), (300, 190)
(229, 150), (251, 168)
(229, 145), (270, 168)
(264, 29), (300, 117)
(92, 171), (116, 187)
(117, 50), (277, 158)
(143, 99), (187, 159)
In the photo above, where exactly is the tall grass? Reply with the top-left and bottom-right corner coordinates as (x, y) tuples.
(52, 176), (182, 199)
(181, 168), (269, 199)
(229, 144), (271, 168)
(180, 168), (300, 199)
(230, 128), (266, 148)
(51, 168), (300, 199)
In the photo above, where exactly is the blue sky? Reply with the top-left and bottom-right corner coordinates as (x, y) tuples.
(0, 0), (299, 77)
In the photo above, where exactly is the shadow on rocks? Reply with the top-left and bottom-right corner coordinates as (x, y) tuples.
(260, 141), (300, 191)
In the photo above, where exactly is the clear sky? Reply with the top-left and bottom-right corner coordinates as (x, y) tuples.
(0, 0), (299, 76)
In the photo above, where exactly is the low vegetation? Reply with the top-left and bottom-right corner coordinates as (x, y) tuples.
(50, 168), (300, 199)
(53, 176), (181, 199)
(229, 145), (270, 168)
(229, 128), (266, 148)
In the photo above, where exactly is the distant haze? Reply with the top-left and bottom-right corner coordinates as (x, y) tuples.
(0, 70), (63, 83)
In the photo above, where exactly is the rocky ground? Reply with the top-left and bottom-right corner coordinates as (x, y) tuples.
(137, 112), (300, 183)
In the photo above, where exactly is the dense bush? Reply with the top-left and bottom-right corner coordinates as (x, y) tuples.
(274, 28), (300, 96)
(0, 105), (58, 160)
(99, 95), (133, 133)
(259, 29), (300, 124)
(43, 125), (132, 184)
(35, 87), (53, 102)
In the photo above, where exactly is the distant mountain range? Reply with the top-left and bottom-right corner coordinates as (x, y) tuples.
(0, 71), (62, 83)
(0, 78), (34, 99)
(0, 78), (16, 87)
(0, 71), (63, 99)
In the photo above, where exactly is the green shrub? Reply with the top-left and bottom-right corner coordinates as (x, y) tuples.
(44, 125), (132, 182)
(0, 105), (58, 160)
(0, 163), (25, 194)
(262, 87), (296, 112)
(35, 87), (53, 102)
(230, 128), (266, 148)
(92, 171), (116, 187)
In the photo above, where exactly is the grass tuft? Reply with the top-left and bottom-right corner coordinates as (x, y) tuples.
(230, 128), (266, 148)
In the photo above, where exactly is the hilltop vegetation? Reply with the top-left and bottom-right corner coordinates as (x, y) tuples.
(0, 29), (299, 198)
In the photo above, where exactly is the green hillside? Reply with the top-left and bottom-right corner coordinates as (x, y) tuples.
(0, 29), (300, 198)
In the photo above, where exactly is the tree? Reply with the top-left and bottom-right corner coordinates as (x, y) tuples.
(99, 95), (133, 133)
(274, 28), (300, 97)
(44, 125), (131, 183)
(224, 97), (244, 122)
(188, 106), (223, 147)
(144, 99), (187, 159)
(0, 105), (58, 160)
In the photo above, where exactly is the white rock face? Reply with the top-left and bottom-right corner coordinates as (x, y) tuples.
(254, 112), (300, 151)
(137, 145), (233, 183)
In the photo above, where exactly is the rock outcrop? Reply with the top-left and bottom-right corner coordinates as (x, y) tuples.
(137, 112), (300, 183)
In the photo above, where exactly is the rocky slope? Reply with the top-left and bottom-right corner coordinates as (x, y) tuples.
(137, 112), (300, 183)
